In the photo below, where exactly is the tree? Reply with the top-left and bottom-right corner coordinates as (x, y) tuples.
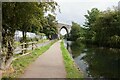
(41, 14), (58, 39)
(94, 8), (120, 47)
(84, 7), (120, 47)
(84, 8), (100, 43)
(1, 2), (58, 70)
(1, 3), (18, 70)
(69, 22), (81, 41)
(84, 8), (100, 28)
(15, 3), (43, 43)
(17, 2), (58, 42)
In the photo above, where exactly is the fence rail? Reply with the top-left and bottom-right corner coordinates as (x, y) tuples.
(14, 41), (37, 54)
(13, 40), (52, 61)
(13, 41), (38, 60)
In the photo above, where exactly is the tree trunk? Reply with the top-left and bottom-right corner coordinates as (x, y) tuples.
(0, 28), (15, 70)
(22, 31), (27, 53)
(22, 31), (27, 43)
(5, 32), (14, 69)
(0, 28), (7, 70)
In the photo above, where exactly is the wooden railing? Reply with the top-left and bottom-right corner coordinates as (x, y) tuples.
(13, 41), (38, 60)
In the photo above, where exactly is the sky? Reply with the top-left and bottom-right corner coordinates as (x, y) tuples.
(55, 0), (119, 26)
(55, 0), (120, 35)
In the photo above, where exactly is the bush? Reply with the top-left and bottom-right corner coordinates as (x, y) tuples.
(19, 37), (31, 43)
(108, 35), (120, 48)
(19, 37), (40, 43)
(31, 37), (39, 42)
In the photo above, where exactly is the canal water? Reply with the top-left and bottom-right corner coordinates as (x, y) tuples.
(64, 40), (120, 78)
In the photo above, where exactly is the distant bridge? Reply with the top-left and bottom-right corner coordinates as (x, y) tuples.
(57, 23), (71, 39)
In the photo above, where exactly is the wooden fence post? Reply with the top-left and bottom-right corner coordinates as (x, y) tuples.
(24, 43), (27, 53)
(21, 43), (24, 54)
(15, 41), (38, 55)
(32, 42), (34, 50)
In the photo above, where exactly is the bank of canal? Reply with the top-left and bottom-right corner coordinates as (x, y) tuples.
(64, 39), (120, 78)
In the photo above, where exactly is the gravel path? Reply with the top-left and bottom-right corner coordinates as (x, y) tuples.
(21, 40), (66, 78)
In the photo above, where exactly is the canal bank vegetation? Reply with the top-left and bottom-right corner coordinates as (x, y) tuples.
(2, 40), (57, 78)
(68, 7), (120, 49)
(60, 41), (83, 78)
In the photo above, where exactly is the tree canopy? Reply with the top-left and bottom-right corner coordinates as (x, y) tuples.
(84, 7), (120, 48)
(69, 7), (120, 48)
(69, 22), (83, 41)
(1, 2), (58, 70)
(41, 14), (58, 39)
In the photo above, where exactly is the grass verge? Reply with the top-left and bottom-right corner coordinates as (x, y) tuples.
(2, 40), (57, 78)
(60, 41), (83, 78)
(38, 39), (49, 43)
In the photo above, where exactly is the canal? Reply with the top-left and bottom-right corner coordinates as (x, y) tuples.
(64, 40), (120, 78)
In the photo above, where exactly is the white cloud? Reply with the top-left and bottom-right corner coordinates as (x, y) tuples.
(55, 0), (119, 26)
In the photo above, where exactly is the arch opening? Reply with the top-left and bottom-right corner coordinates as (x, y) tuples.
(59, 26), (69, 39)
(60, 26), (68, 36)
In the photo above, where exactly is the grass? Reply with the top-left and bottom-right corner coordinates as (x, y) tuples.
(2, 40), (57, 78)
(14, 41), (21, 47)
(38, 39), (49, 43)
(60, 41), (83, 78)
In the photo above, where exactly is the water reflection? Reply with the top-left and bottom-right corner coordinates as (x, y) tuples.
(64, 40), (120, 78)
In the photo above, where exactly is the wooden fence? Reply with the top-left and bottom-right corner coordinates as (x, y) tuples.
(13, 41), (38, 60)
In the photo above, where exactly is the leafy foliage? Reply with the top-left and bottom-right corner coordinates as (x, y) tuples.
(69, 22), (84, 41)
(41, 14), (58, 39)
(1, 2), (58, 70)
(84, 7), (120, 48)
